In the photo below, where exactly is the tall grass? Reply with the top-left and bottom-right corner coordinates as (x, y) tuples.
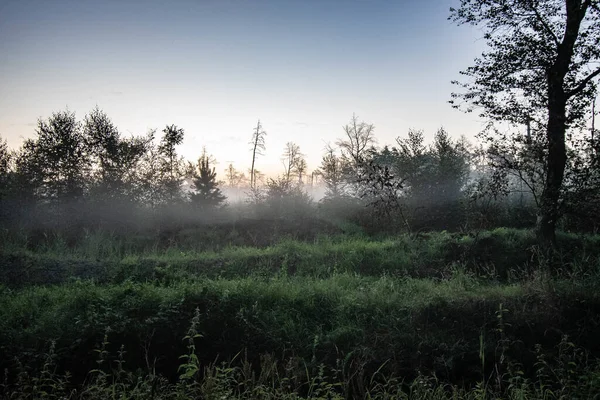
(3, 229), (600, 287)
(2, 229), (600, 398)
(3, 307), (600, 399)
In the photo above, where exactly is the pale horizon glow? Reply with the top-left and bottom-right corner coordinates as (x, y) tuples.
(0, 0), (488, 177)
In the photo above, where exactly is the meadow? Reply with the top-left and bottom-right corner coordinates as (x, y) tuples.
(2, 225), (600, 399)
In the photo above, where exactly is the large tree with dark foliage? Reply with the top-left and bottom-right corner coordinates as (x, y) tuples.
(20, 110), (89, 206)
(84, 107), (151, 203)
(450, 0), (600, 246)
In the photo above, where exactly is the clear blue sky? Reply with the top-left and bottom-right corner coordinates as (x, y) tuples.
(0, 0), (486, 175)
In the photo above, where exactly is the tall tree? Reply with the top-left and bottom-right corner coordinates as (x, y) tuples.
(318, 146), (347, 199)
(83, 107), (150, 202)
(190, 148), (226, 210)
(337, 114), (376, 165)
(249, 120), (267, 189)
(158, 124), (185, 203)
(224, 163), (247, 187)
(336, 114), (377, 193)
(296, 158), (307, 184)
(281, 142), (304, 183)
(450, 0), (600, 245)
(22, 110), (89, 205)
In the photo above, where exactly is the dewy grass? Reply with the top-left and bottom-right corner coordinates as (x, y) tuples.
(2, 229), (600, 397)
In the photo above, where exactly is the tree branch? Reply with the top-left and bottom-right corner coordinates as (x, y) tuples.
(528, 3), (560, 47)
(566, 66), (600, 98)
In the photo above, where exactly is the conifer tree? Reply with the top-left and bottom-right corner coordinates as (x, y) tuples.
(190, 148), (226, 210)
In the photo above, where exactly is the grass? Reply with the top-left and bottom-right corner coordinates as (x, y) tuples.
(2, 228), (600, 398)
(2, 228), (600, 287)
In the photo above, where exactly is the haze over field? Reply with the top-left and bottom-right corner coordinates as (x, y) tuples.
(3, 1), (600, 398)
(0, 0), (486, 176)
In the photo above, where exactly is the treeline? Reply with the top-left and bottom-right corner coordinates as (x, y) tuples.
(0, 109), (599, 239)
(0, 108), (227, 234)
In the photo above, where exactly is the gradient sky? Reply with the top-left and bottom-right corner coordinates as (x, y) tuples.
(0, 0), (487, 176)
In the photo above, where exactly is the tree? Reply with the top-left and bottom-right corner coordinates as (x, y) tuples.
(357, 158), (409, 231)
(337, 114), (376, 165)
(478, 124), (547, 210)
(224, 163), (247, 187)
(336, 114), (377, 193)
(190, 148), (226, 210)
(0, 137), (12, 221)
(281, 142), (304, 183)
(158, 124), (186, 203)
(263, 176), (313, 220)
(381, 128), (471, 230)
(0, 137), (10, 191)
(249, 120), (267, 189)
(83, 107), (151, 202)
(22, 110), (89, 206)
(248, 168), (265, 187)
(450, 0), (600, 245)
(296, 158), (308, 184)
(136, 132), (162, 209)
(318, 146), (347, 199)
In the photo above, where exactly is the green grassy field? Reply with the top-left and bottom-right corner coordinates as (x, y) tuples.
(2, 228), (600, 399)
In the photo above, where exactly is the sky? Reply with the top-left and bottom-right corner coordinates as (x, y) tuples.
(0, 0), (487, 176)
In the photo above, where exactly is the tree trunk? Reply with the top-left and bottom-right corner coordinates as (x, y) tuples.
(536, 84), (567, 247)
(250, 151), (256, 189)
(535, 0), (587, 248)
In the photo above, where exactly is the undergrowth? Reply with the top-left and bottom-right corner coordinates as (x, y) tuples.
(2, 307), (600, 399)
(2, 229), (600, 398)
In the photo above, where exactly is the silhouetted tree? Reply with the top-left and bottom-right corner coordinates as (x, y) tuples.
(190, 148), (226, 210)
(358, 158), (409, 231)
(224, 163), (247, 187)
(158, 124), (186, 203)
(281, 142), (304, 183)
(336, 114), (377, 193)
(84, 107), (151, 203)
(249, 120), (267, 189)
(21, 110), (89, 207)
(318, 146), (347, 199)
(337, 114), (376, 165)
(450, 0), (600, 245)
(296, 158), (307, 184)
